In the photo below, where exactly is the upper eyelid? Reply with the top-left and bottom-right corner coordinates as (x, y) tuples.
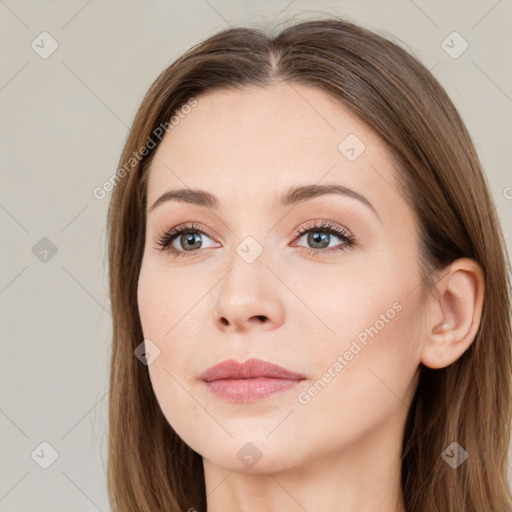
(294, 220), (351, 235)
(162, 220), (352, 245)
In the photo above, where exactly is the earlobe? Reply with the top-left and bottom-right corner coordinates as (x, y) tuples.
(420, 258), (485, 370)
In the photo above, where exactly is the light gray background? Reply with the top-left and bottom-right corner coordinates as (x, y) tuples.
(1, 1), (511, 510)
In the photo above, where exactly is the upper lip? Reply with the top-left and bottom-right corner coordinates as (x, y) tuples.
(199, 358), (305, 382)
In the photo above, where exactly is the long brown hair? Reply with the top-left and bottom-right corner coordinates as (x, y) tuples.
(105, 14), (512, 511)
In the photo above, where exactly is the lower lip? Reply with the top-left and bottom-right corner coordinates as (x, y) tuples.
(203, 377), (303, 402)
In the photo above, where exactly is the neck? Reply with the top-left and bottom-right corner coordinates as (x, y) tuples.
(203, 412), (407, 512)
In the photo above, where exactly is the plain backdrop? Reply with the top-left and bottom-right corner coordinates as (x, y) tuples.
(1, 0), (511, 510)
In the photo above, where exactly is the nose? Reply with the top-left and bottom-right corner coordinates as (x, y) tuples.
(213, 251), (285, 333)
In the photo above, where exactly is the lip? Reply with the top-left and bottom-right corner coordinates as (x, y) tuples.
(199, 358), (306, 402)
(199, 358), (305, 381)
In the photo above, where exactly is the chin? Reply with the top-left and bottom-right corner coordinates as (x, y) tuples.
(200, 439), (304, 475)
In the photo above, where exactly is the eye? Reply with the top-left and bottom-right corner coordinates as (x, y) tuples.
(153, 222), (219, 258)
(291, 220), (355, 255)
(153, 220), (356, 258)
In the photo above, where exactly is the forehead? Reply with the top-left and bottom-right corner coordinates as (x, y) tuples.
(146, 82), (399, 210)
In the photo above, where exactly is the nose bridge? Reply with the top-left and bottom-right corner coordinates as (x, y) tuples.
(227, 205), (275, 269)
(235, 232), (267, 266)
(222, 231), (270, 295)
(212, 227), (284, 331)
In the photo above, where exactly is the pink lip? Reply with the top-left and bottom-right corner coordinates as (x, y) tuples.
(199, 358), (305, 402)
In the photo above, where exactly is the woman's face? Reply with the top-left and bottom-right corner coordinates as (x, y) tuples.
(137, 82), (427, 473)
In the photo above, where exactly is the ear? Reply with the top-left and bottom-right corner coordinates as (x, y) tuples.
(420, 258), (485, 369)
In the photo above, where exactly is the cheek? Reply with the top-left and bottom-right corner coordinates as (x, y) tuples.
(137, 260), (203, 340)
(137, 264), (209, 429)
(296, 298), (421, 445)
(137, 263), (163, 338)
(272, 298), (422, 467)
(296, 260), (422, 406)
(285, 261), (407, 348)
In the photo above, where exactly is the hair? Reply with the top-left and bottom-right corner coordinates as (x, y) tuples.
(105, 14), (512, 512)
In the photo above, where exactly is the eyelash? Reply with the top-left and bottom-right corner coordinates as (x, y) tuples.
(153, 220), (356, 259)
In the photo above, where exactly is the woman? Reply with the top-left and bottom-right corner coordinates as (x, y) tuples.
(105, 15), (512, 512)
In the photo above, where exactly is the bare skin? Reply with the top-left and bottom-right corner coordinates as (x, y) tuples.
(137, 81), (484, 512)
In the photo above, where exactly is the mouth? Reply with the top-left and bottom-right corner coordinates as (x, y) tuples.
(199, 358), (306, 402)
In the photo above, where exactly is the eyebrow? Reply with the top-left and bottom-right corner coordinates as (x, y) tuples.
(148, 183), (379, 218)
